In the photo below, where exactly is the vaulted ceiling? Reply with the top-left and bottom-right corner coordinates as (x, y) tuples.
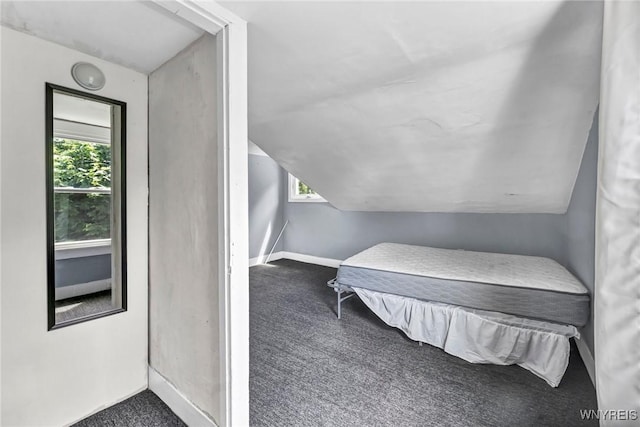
(223, 1), (602, 213)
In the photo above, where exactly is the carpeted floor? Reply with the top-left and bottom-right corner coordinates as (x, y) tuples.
(55, 290), (113, 323)
(73, 390), (185, 427)
(249, 259), (598, 427)
(74, 259), (598, 426)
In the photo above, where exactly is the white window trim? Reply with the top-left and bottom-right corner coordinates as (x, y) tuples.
(54, 187), (111, 194)
(288, 173), (326, 203)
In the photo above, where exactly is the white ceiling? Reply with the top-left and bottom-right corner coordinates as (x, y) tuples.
(222, 1), (602, 213)
(0, 1), (205, 74)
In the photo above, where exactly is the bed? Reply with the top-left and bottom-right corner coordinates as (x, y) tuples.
(328, 243), (590, 386)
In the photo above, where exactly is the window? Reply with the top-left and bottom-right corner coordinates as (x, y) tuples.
(288, 174), (325, 202)
(53, 138), (112, 247)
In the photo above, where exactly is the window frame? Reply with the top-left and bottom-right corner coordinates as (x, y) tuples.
(52, 137), (113, 250)
(46, 83), (128, 330)
(288, 173), (326, 203)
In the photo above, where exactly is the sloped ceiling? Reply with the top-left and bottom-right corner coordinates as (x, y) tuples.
(222, 1), (602, 213)
(0, 1), (204, 74)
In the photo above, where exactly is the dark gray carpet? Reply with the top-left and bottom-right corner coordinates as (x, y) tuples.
(55, 290), (113, 323)
(250, 259), (598, 427)
(73, 390), (186, 427)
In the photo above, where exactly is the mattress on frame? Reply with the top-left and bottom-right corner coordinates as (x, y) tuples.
(336, 243), (590, 326)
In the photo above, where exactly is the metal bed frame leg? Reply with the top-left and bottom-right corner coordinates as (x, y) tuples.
(328, 279), (355, 320)
(336, 290), (355, 319)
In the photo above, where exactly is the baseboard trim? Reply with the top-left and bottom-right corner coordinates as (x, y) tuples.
(575, 337), (595, 387)
(280, 251), (342, 268)
(148, 366), (217, 427)
(249, 251), (284, 267)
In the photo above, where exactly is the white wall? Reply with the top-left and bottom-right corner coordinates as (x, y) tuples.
(148, 34), (221, 424)
(0, 27), (148, 426)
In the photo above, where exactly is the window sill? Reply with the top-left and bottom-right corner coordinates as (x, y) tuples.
(55, 239), (111, 260)
(288, 196), (327, 203)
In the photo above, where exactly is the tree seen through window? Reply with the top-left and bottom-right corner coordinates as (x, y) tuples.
(53, 138), (111, 243)
(297, 180), (316, 195)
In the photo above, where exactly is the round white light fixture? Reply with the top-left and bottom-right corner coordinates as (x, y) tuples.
(71, 62), (105, 91)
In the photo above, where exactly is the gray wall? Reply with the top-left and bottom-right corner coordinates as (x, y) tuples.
(55, 254), (111, 287)
(246, 159), (580, 265)
(248, 154), (286, 259)
(566, 113), (598, 354)
(284, 203), (568, 264)
(149, 34), (221, 423)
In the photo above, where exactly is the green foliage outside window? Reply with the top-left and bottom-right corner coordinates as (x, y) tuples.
(297, 180), (316, 195)
(54, 138), (111, 188)
(53, 138), (112, 242)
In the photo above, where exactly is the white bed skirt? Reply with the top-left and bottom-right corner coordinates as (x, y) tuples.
(353, 287), (579, 387)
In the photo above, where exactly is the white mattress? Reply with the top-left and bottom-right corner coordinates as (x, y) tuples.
(341, 243), (587, 294)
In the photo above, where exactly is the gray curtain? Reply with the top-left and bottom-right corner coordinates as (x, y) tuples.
(594, 1), (640, 423)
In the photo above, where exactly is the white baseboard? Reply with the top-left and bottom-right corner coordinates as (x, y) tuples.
(575, 337), (595, 387)
(280, 251), (342, 268)
(55, 278), (111, 301)
(249, 251), (284, 267)
(148, 366), (217, 427)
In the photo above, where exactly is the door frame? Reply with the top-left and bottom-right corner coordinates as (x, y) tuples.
(150, 2), (249, 426)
